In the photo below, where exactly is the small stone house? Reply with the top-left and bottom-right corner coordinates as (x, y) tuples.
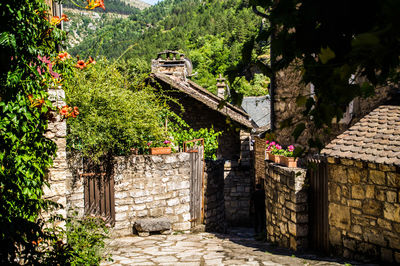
(321, 104), (400, 263)
(149, 51), (254, 161)
(149, 51), (256, 226)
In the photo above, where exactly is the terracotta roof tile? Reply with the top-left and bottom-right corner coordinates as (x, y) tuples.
(322, 105), (400, 166)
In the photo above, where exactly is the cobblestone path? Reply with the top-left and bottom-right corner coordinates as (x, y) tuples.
(101, 228), (355, 266)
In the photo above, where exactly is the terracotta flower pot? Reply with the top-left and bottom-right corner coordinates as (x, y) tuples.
(281, 156), (298, 168)
(149, 147), (171, 155)
(266, 151), (274, 161)
(268, 153), (282, 164)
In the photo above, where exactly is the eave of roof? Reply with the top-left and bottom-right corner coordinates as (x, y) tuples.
(321, 105), (400, 166)
(151, 73), (254, 129)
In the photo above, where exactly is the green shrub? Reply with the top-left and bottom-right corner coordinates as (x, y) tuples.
(40, 213), (111, 265)
(165, 111), (222, 160)
(65, 58), (165, 160)
(64, 213), (112, 266)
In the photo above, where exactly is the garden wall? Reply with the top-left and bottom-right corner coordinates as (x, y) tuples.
(224, 160), (253, 226)
(326, 157), (400, 263)
(204, 160), (225, 232)
(264, 162), (308, 251)
(111, 153), (192, 237)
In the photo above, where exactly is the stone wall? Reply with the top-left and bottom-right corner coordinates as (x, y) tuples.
(327, 157), (400, 263)
(224, 160), (253, 226)
(112, 153), (192, 237)
(254, 137), (266, 185)
(264, 162), (308, 251)
(204, 160), (225, 232)
(273, 63), (394, 148)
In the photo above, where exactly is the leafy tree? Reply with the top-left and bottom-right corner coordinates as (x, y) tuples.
(65, 58), (166, 160)
(250, 0), (400, 132)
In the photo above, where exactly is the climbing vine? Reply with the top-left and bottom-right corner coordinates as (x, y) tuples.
(0, 0), (105, 263)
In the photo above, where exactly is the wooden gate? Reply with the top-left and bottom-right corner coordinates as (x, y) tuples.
(185, 139), (204, 227)
(82, 160), (115, 225)
(308, 156), (329, 253)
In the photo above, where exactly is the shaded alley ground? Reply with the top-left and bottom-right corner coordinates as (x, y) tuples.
(101, 228), (366, 266)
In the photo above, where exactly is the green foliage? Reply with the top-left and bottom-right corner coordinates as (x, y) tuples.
(251, 0), (400, 133)
(65, 58), (165, 160)
(165, 111), (222, 160)
(63, 213), (112, 265)
(231, 73), (269, 97)
(0, 0), (63, 262)
(35, 213), (111, 265)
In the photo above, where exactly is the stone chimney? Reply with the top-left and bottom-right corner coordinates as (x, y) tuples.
(151, 50), (192, 79)
(216, 74), (226, 98)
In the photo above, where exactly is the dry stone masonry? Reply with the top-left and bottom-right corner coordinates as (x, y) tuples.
(224, 160), (253, 226)
(264, 162), (308, 251)
(44, 89), (73, 219)
(326, 157), (400, 263)
(112, 153), (192, 237)
(203, 160), (226, 232)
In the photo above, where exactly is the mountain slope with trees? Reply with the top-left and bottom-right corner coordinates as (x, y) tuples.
(66, 0), (270, 96)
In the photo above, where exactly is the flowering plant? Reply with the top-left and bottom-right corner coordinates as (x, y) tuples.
(266, 141), (285, 155)
(59, 105), (79, 120)
(146, 139), (172, 148)
(283, 145), (296, 157)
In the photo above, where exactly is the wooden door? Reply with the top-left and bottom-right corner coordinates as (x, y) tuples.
(189, 146), (204, 227)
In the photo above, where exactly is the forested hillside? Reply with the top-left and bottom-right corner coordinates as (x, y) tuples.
(66, 0), (269, 96)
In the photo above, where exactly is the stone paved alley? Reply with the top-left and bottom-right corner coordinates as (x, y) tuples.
(101, 228), (362, 266)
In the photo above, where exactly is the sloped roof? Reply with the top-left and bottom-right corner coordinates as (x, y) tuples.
(321, 105), (400, 165)
(151, 73), (254, 129)
(241, 96), (270, 128)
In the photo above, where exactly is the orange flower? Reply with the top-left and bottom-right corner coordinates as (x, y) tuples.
(50, 14), (69, 25)
(71, 106), (79, 118)
(28, 94), (45, 108)
(50, 16), (60, 25)
(86, 0), (105, 10)
(74, 60), (87, 69)
(61, 14), (69, 22)
(57, 52), (71, 61)
(59, 105), (69, 116)
(87, 56), (96, 65)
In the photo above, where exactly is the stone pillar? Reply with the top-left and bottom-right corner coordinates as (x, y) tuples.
(264, 162), (308, 251)
(43, 89), (72, 219)
(254, 137), (266, 185)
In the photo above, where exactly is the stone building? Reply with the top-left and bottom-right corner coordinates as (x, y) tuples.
(321, 103), (400, 263)
(149, 51), (256, 226)
(270, 62), (395, 148)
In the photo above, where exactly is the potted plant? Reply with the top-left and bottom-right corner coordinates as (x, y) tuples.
(147, 139), (172, 155)
(266, 141), (285, 164)
(281, 145), (298, 168)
